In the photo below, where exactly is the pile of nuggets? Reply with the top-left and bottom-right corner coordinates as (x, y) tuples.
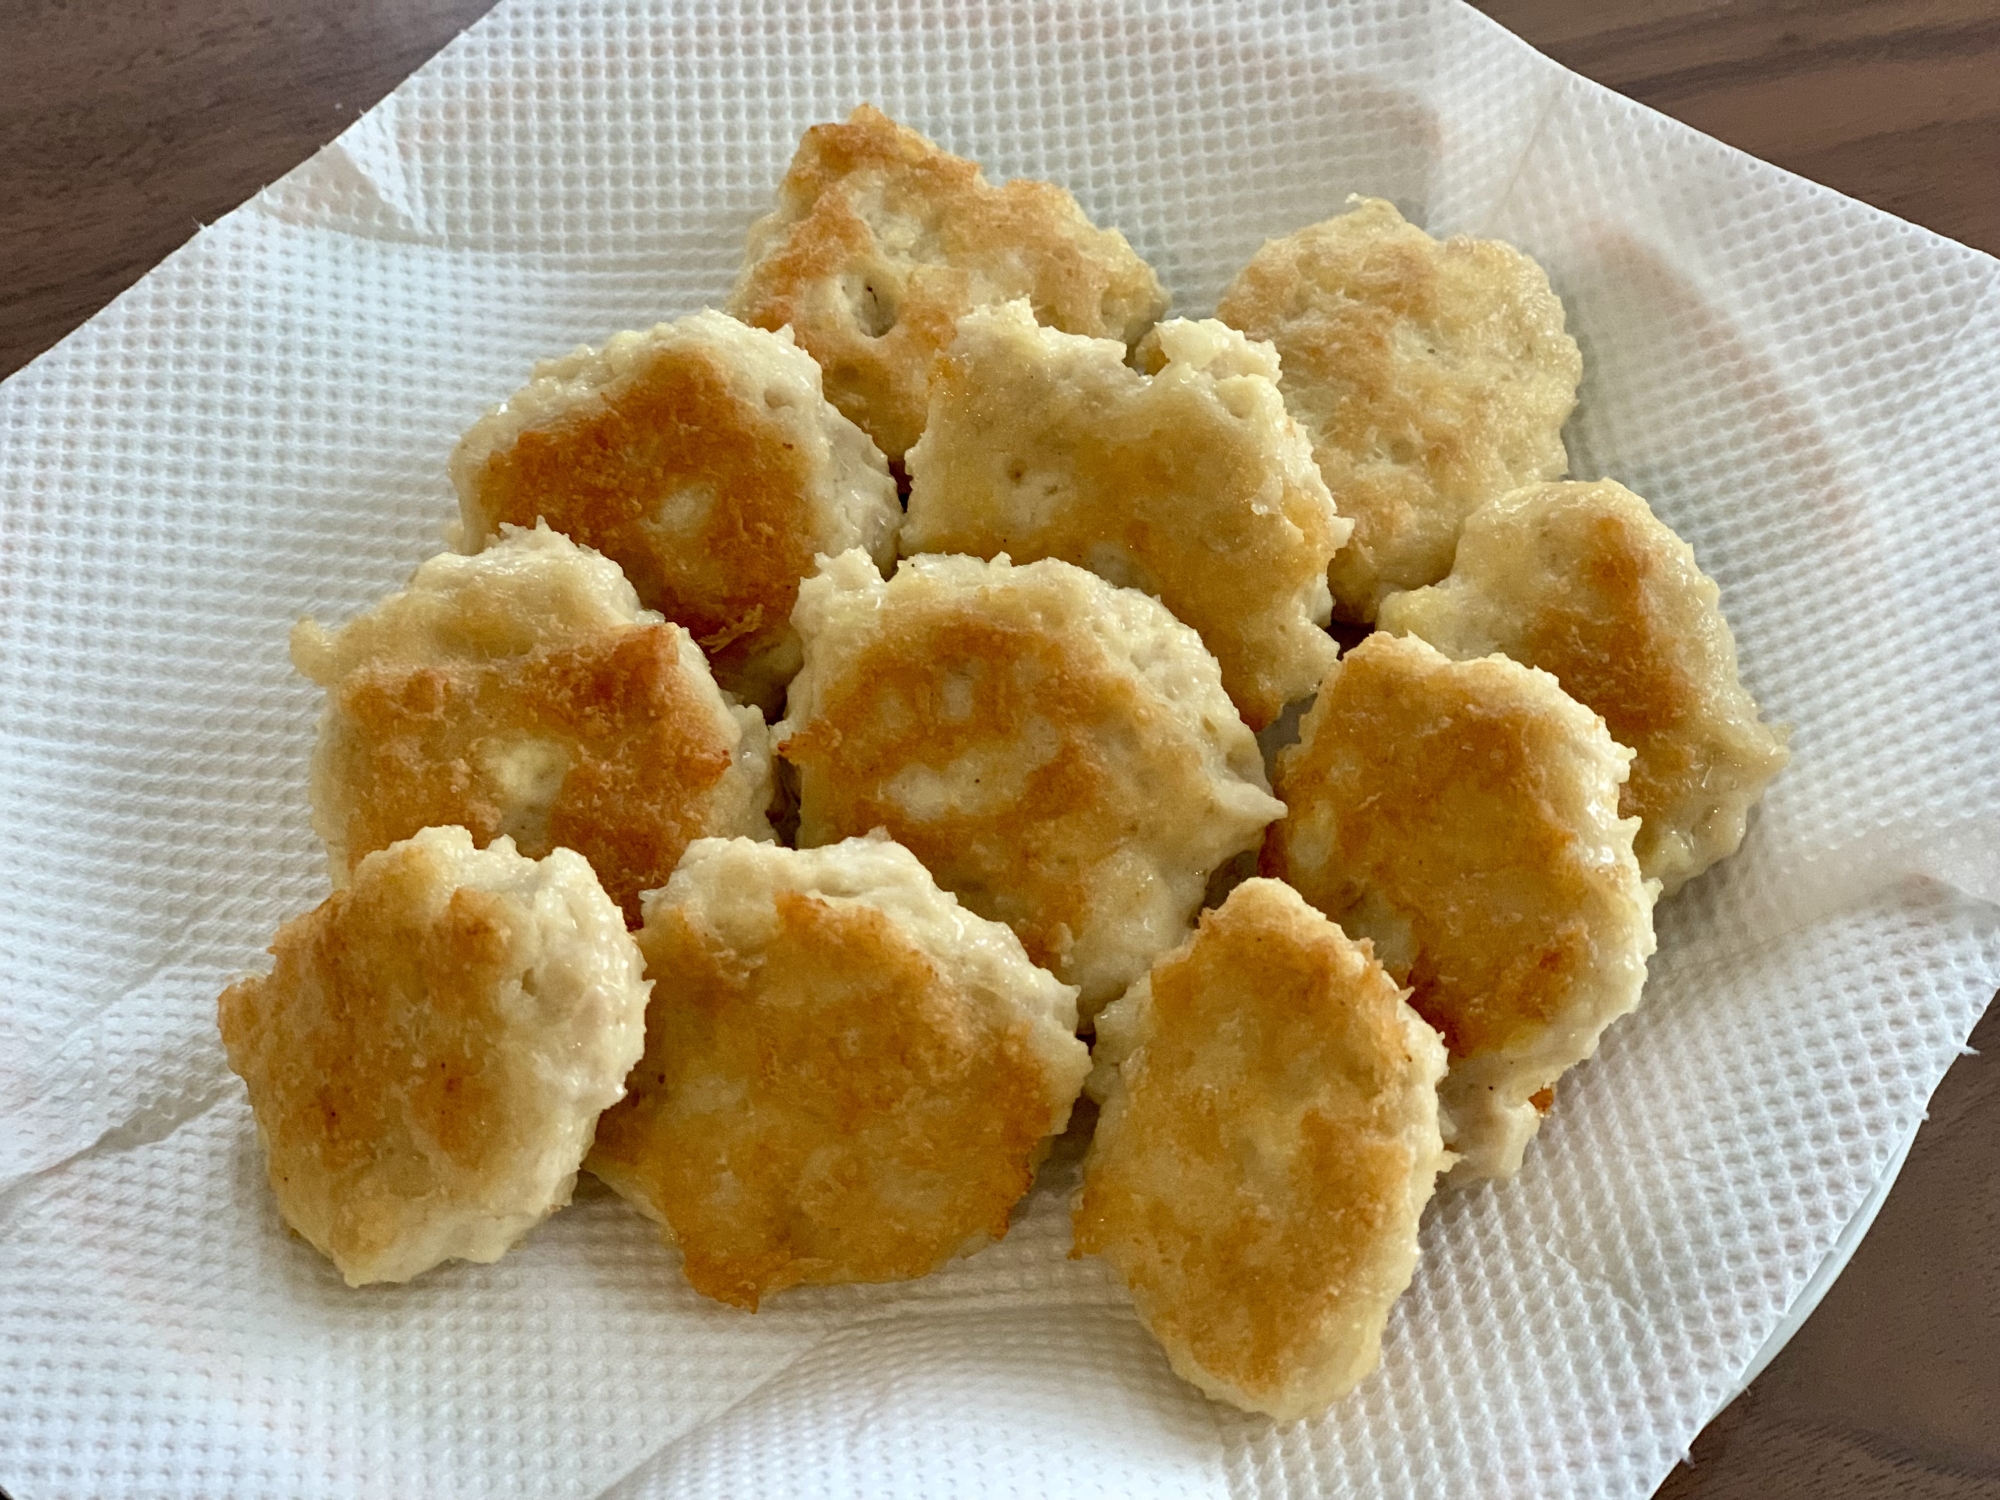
(218, 105), (1789, 1421)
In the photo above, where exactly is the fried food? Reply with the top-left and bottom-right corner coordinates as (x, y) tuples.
(1263, 633), (1656, 1178)
(217, 827), (649, 1286)
(1217, 196), (1581, 621)
(1378, 479), (1790, 894)
(586, 833), (1090, 1308)
(901, 302), (1347, 728)
(728, 104), (1169, 461)
(291, 524), (774, 924)
(449, 310), (900, 713)
(776, 550), (1283, 1016)
(1074, 878), (1448, 1419)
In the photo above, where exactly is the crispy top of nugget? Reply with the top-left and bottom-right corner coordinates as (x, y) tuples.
(901, 303), (1347, 728)
(1379, 479), (1789, 894)
(450, 311), (900, 713)
(292, 526), (773, 924)
(728, 104), (1169, 460)
(1075, 878), (1448, 1420)
(1264, 633), (1654, 1179)
(777, 550), (1283, 1013)
(586, 835), (1089, 1309)
(217, 827), (649, 1286)
(1218, 197), (1581, 620)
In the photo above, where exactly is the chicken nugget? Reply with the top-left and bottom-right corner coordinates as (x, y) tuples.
(901, 302), (1348, 728)
(586, 833), (1090, 1308)
(1074, 878), (1448, 1419)
(450, 311), (901, 713)
(1378, 479), (1789, 894)
(218, 827), (650, 1286)
(728, 104), (1169, 461)
(292, 524), (774, 924)
(776, 550), (1283, 1017)
(1264, 634), (1655, 1178)
(1217, 197), (1581, 621)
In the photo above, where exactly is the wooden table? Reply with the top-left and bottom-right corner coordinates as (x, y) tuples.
(3, 3), (1995, 1496)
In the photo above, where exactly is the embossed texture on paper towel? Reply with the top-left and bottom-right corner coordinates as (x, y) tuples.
(2, 0), (1998, 1496)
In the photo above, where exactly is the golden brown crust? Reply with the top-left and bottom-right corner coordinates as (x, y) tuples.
(728, 104), (1168, 460)
(589, 886), (1074, 1308)
(1264, 636), (1633, 1055)
(1217, 198), (1580, 620)
(298, 529), (774, 926)
(1378, 480), (1790, 893)
(901, 307), (1345, 728)
(1262, 635), (1653, 1177)
(789, 613), (1167, 975)
(324, 625), (736, 925)
(1074, 878), (1447, 1419)
(216, 830), (648, 1285)
(462, 346), (817, 673)
(451, 315), (899, 710)
(222, 884), (517, 1213)
(775, 553), (1283, 1012)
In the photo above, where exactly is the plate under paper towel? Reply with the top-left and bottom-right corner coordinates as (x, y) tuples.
(2, 2), (1998, 1497)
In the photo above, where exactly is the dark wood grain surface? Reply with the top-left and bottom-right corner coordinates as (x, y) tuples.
(2, 2), (1995, 1496)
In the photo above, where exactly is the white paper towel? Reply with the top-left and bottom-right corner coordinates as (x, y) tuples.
(2, 1), (1997, 1495)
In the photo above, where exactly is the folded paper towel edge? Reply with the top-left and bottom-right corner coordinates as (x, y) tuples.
(1, 4), (1996, 1494)
(1702, 1046), (1950, 1426)
(0, 4), (501, 396)
(1447, 0), (2000, 274)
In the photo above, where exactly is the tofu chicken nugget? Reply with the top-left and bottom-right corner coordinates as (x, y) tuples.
(1074, 878), (1449, 1420)
(450, 311), (901, 713)
(1218, 197), (1581, 621)
(292, 524), (774, 924)
(1378, 479), (1789, 894)
(776, 550), (1284, 1016)
(1264, 634), (1656, 1178)
(902, 301), (1348, 728)
(218, 827), (650, 1286)
(729, 104), (1169, 461)
(586, 834), (1090, 1308)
